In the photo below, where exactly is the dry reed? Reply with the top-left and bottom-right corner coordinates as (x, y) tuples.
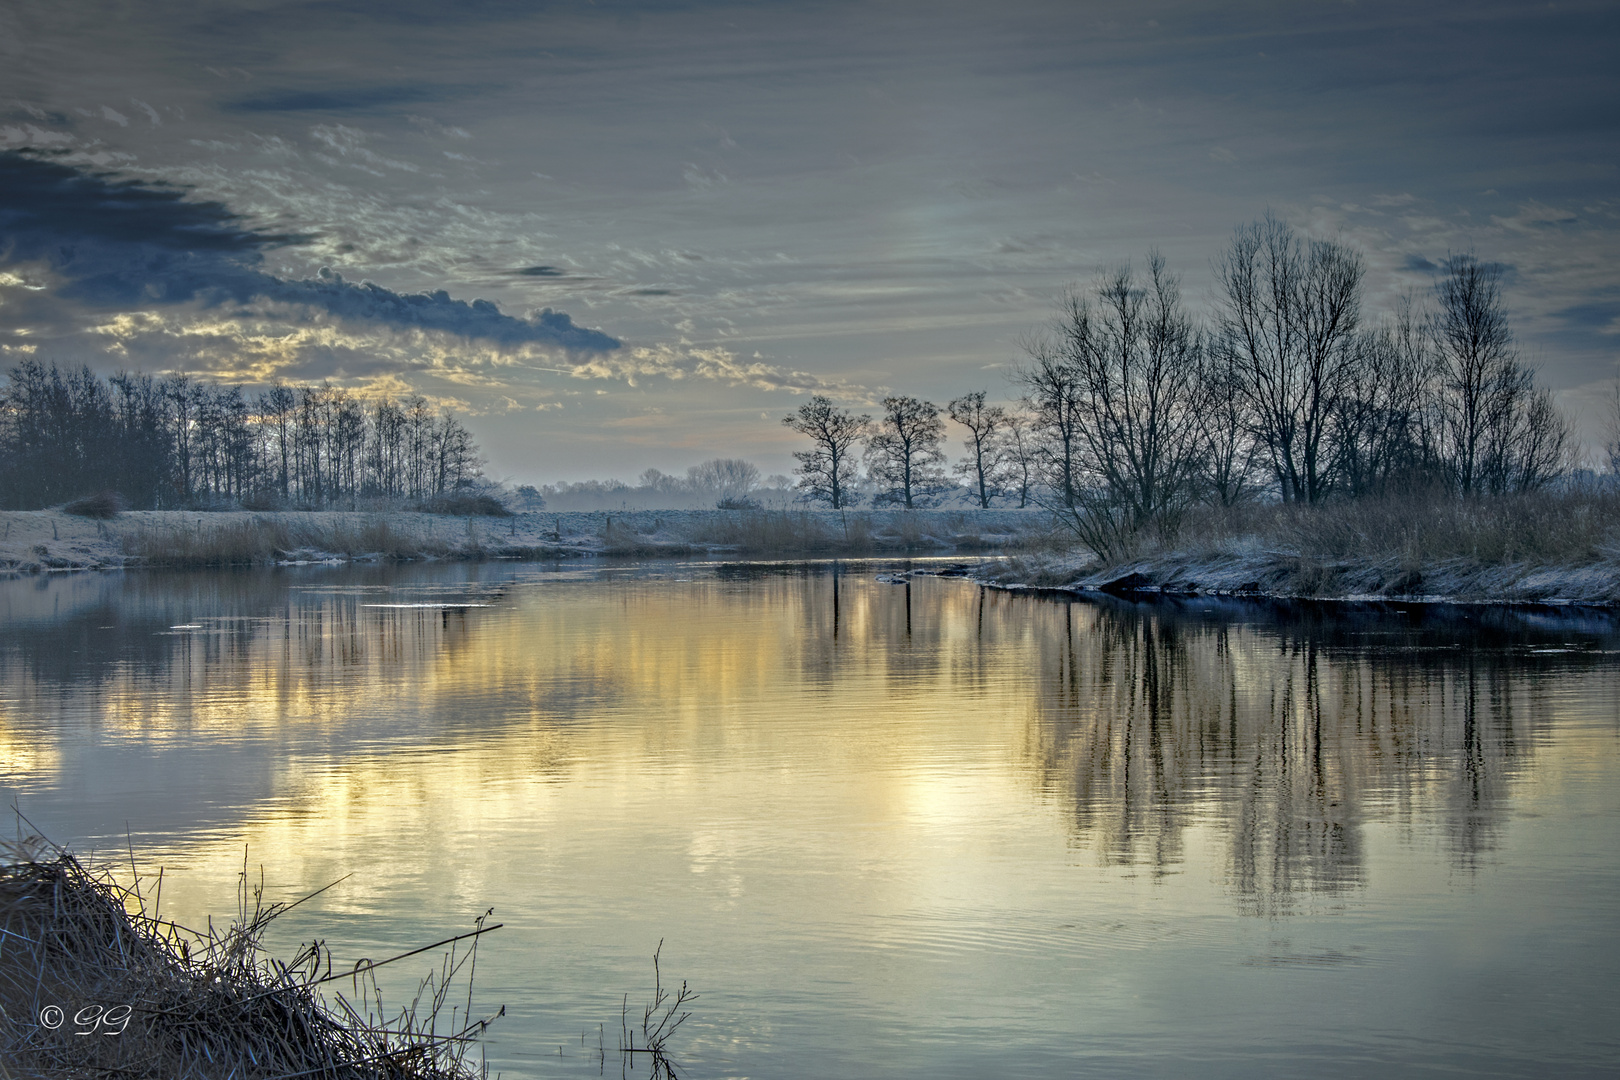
(0, 834), (500, 1080)
(117, 516), (455, 568)
(1171, 488), (1620, 566)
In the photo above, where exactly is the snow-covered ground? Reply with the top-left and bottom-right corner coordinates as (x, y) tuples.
(976, 543), (1620, 607)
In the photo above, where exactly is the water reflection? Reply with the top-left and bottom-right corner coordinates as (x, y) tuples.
(1022, 595), (1613, 909)
(1, 563), (1617, 1078)
(2, 566), (1612, 914)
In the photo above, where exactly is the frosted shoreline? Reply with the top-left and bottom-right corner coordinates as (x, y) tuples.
(6, 506), (1616, 609)
(972, 545), (1620, 609)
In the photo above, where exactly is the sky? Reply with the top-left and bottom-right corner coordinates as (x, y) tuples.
(1, 0), (1617, 484)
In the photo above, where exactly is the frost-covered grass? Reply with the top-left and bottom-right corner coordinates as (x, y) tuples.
(984, 490), (1620, 606)
(1179, 489), (1620, 567)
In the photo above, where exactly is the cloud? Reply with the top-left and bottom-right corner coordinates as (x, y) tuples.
(1402, 254), (1438, 272)
(1551, 300), (1620, 336)
(0, 124), (75, 149)
(225, 84), (478, 113)
(564, 344), (863, 396)
(274, 270), (621, 350)
(0, 150), (619, 352)
(0, 149), (303, 253)
(82, 305), (608, 397)
(406, 115), (472, 139)
(1492, 200), (1579, 233)
(309, 124), (420, 174)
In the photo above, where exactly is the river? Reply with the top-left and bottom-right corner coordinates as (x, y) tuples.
(2, 560), (1617, 1078)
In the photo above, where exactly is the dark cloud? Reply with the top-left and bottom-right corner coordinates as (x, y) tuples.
(1402, 254), (1438, 273)
(0, 150), (308, 252)
(0, 151), (619, 351)
(276, 271), (621, 349)
(516, 266), (567, 276)
(1551, 300), (1620, 331)
(225, 84), (484, 113)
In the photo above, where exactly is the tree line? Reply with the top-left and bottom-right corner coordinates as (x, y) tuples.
(535, 459), (801, 510)
(784, 215), (1576, 555)
(0, 362), (483, 510)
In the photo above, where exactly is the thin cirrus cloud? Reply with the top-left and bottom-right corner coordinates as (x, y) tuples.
(0, 150), (620, 352)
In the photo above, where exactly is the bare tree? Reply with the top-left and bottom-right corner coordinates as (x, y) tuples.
(1503, 385), (1571, 491)
(260, 384), (295, 499)
(1079, 254), (1205, 523)
(1428, 254), (1570, 494)
(991, 412), (1039, 508)
(1196, 338), (1262, 506)
(688, 458), (761, 507)
(947, 391), (1007, 508)
(866, 395), (947, 508)
(1606, 380), (1620, 477)
(1214, 214), (1365, 503)
(783, 395), (869, 508)
(164, 375), (200, 501)
(1431, 254), (1517, 495)
(0, 362), (120, 507)
(1015, 335), (1084, 508)
(0, 364), (489, 511)
(1029, 253), (1207, 557)
(1334, 296), (1438, 498)
(107, 371), (173, 507)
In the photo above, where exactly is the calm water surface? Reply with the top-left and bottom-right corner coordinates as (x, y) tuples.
(2, 561), (1618, 1078)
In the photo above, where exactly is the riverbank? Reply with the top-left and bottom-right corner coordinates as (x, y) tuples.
(975, 549), (1620, 607)
(0, 507), (1045, 572)
(972, 492), (1620, 607)
(10, 495), (1614, 608)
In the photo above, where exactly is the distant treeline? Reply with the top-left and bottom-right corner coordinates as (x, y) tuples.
(0, 362), (482, 510)
(535, 459), (797, 511)
(782, 216), (1592, 557)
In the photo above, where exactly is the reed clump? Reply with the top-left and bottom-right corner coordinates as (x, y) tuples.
(1171, 488), (1620, 567)
(117, 515), (455, 567)
(0, 837), (500, 1080)
(1012, 487), (1620, 603)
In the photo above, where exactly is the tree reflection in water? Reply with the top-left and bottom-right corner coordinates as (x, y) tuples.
(1022, 594), (1603, 914)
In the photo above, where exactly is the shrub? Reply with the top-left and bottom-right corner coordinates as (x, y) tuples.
(61, 490), (125, 518)
(419, 493), (512, 517)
